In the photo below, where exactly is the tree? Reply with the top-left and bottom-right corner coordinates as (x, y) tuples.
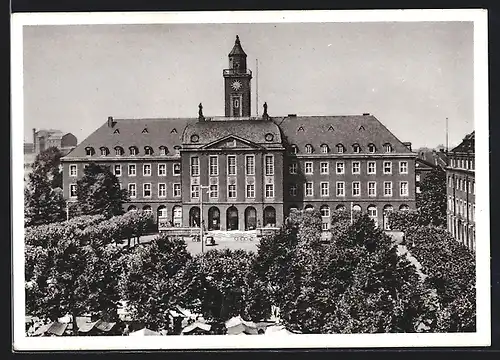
(74, 163), (129, 218)
(119, 234), (192, 332)
(25, 220), (123, 334)
(24, 147), (66, 226)
(416, 168), (447, 227)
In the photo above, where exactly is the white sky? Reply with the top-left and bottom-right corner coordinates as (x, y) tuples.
(23, 21), (474, 149)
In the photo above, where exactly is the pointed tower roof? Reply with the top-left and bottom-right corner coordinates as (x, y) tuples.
(229, 35), (247, 57)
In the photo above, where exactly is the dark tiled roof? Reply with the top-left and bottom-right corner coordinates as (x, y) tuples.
(275, 114), (413, 154)
(416, 150), (448, 168)
(229, 35), (247, 56)
(451, 131), (475, 153)
(182, 120), (282, 146)
(63, 118), (197, 159)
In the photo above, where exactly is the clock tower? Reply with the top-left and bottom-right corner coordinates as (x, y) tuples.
(223, 35), (252, 117)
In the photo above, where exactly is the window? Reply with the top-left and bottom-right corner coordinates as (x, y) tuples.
(368, 205), (377, 222)
(70, 184), (77, 198)
(320, 162), (329, 175)
(228, 155), (237, 175)
(100, 147), (109, 156)
(321, 144), (329, 153)
(305, 144), (313, 153)
(399, 161), (408, 174)
(320, 182), (329, 196)
(173, 163), (181, 176)
(228, 184), (237, 198)
(336, 162), (345, 174)
(265, 155), (274, 176)
(368, 182), (376, 197)
(129, 146), (138, 156)
(289, 163), (297, 174)
(85, 147), (94, 156)
(128, 164), (136, 176)
(336, 182), (345, 197)
(305, 162), (313, 174)
(209, 156), (219, 176)
(384, 182), (393, 196)
(291, 145), (299, 154)
(246, 184), (255, 198)
(352, 181), (360, 196)
(174, 146), (181, 155)
(265, 184), (274, 198)
(115, 147), (124, 156)
(352, 161), (360, 174)
(383, 161), (392, 174)
(336, 144), (345, 153)
(191, 185), (200, 198)
(320, 205), (330, 218)
(305, 182), (313, 196)
(128, 183), (137, 198)
(385, 143), (393, 153)
(416, 174), (421, 182)
(190, 157), (200, 176)
(114, 164), (121, 177)
(289, 184), (297, 197)
(143, 183), (152, 198)
(368, 144), (376, 153)
(159, 146), (167, 156)
(353, 144), (361, 153)
(158, 163), (167, 176)
(143, 164), (152, 176)
(322, 223), (329, 231)
(69, 164), (77, 177)
(173, 183), (181, 197)
(145, 146), (153, 155)
(456, 179), (460, 191)
(368, 161), (376, 174)
(400, 181), (409, 196)
(158, 183), (167, 198)
(473, 181), (475, 194)
(210, 184), (218, 198)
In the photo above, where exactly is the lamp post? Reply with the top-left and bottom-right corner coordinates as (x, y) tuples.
(199, 185), (210, 255)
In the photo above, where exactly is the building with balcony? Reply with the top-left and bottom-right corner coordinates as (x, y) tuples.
(61, 35), (417, 231)
(446, 131), (475, 251)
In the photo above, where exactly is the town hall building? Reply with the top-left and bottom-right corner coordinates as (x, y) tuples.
(61, 35), (417, 231)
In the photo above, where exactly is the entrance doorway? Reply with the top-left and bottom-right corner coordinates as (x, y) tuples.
(208, 207), (221, 230)
(172, 206), (182, 228)
(264, 206), (276, 227)
(245, 207), (257, 230)
(189, 207), (201, 228)
(226, 206), (239, 231)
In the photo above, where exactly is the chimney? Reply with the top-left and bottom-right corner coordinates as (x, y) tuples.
(32, 128), (36, 152)
(403, 142), (412, 151)
(107, 116), (114, 128)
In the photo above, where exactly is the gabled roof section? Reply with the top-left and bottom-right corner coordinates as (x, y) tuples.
(275, 114), (414, 154)
(63, 118), (197, 159)
(200, 134), (266, 150)
(182, 120), (282, 146)
(451, 131), (475, 153)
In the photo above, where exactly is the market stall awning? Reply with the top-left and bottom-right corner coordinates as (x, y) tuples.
(129, 327), (160, 336)
(225, 316), (258, 335)
(181, 321), (211, 334)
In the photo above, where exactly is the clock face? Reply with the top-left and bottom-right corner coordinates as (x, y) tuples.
(231, 80), (242, 91)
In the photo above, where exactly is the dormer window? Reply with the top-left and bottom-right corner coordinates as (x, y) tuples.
(384, 143), (393, 153)
(100, 147), (109, 156)
(368, 143), (376, 153)
(170, 128), (178, 134)
(305, 144), (313, 154)
(173, 145), (181, 155)
(114, 146), (124, 156)
(291, 145), (299, 154)
(159, 146), (167, 156)
(320, 144), (329, 154)
(129, 146), (139, 156)
(336, 144), (345, 153)
(85, 147), (95, 156)
(298, 126), (305, 132)
(144, 146), (153, 156)
(353, 144), (361, 153)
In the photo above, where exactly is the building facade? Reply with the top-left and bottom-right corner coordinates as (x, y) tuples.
(61, 35), (417, 231)
(446, 132), (475, 251)
(415, 149), (447, 194)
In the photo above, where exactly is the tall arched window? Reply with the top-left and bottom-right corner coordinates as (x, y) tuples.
(320, 205), (330, 217)
(367, 205), (377, 225)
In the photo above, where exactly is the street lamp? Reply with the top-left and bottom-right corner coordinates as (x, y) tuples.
(199, 185), (210, 255)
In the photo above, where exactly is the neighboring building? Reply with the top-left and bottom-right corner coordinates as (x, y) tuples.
(446, 131), (475, 251)
(24, 129), (78, 184)
(415, 149), (447, 194)
(61, 35), (417, 231)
